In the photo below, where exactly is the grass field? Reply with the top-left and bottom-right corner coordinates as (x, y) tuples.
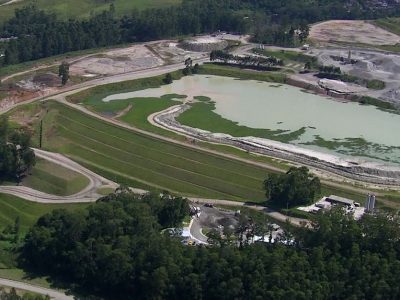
(22, 158), (90, 196)
(0, 0), (180, 24)
(37, 101), (271, 202)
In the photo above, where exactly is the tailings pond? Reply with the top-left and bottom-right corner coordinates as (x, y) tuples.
(103, 75), (400, 165)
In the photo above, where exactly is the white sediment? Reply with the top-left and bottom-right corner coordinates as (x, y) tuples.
(152, 104), (400, 185)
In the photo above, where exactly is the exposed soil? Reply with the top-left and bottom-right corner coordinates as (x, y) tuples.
(310, 20), (400, 45)
(69, 44), (164, 76)
(32, 73), (60, 87)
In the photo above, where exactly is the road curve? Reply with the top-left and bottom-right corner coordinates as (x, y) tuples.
(0, 278), (73, 300)
(189, 198), (307, 226)
(0, 149), (306, 224)
(0, 148), (118, 203)
(0, 57), (208, 115)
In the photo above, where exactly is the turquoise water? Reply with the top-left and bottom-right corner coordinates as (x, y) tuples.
(103, 75), (400, 165)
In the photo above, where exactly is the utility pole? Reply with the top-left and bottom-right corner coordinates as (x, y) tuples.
(39, 119), (43, 148)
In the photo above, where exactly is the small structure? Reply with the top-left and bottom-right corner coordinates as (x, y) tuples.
(365, 193), (376, 212)
(301, 44), (310, 50)
(325, 195), (354, 207)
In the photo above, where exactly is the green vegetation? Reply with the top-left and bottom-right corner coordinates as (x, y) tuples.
(72, 64), (285, 108)
(35, 101), (269, 202)
(58, 61), (69, 86)
(264, 167), (321, 208)
(374, 17), (400, 35)
(198, 63), (287, 83)
(0, 116), (35, 183)
(20, 188), (400, 299)
(22, 158), (89, 196)
(0, 287), (50, 300)
(253, 48), (318, 70)
(357, 95), (396, 110)
(0, 193), (87, 235)
(177, 98), (306, 143)
(0, 0), (181, 24)
(366, 79), (386, 90)
(68, 69), (184, 103)
(96, 187), (115, 196)
(210, 50), (283, 70)
(0, 193), (87, 289)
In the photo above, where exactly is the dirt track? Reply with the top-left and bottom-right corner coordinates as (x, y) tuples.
(0, 278), (72, 300)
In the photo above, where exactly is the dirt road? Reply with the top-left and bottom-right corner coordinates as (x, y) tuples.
(0, 148), (117, 203)
(0, 278), (73, 300)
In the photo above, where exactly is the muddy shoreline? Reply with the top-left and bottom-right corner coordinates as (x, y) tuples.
(152, 104), (400, 185)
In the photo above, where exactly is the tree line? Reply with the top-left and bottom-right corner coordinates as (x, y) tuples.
(21, 187), (400, 299)
(1, 0), (400, 66)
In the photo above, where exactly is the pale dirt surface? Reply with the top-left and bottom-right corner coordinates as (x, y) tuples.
(68, 40), (211, 76)
(310, 20), (400, 45)
(147, 41), (208, 64)
(114, 103), (133, 118)
(69, 44), (164, 76)
(0, 278), (72, 300)
(0, 0), (22, 6)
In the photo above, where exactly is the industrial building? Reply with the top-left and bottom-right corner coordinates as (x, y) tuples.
(325, 195), (355, 207)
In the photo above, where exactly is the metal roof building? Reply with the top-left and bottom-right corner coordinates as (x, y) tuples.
(326, 195), (354, 206)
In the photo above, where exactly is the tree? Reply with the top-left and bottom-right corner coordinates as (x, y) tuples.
(264, 166), (321, 208)
(163, 73), (173, 84)
(58, 61), (70, 85)
(184, 57), (192, 68)
(0, 118), (35, 182)
(192, 63), (200, 74)
(0, 115), (8, 143)
(298, 23), (310, 43)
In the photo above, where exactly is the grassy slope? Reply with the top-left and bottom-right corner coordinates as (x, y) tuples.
(0, 0), (181, 24)
(38, 101), (269, 202)
(0, 193), (87, 288)
(22, 158), (90, 196)
(374, 18), (400, 36)
(0, 193), (87, 234)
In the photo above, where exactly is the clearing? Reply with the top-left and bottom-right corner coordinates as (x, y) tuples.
(309, 20), (400, 45)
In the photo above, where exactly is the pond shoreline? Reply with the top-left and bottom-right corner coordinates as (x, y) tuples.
(150, 104), (400, 186)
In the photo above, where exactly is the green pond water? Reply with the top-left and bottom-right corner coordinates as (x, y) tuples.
(103, 75), (400, 165)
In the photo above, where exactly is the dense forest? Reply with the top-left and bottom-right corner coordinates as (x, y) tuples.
(0, 116), (35, 182)
(22, 188), (400, 299)
(1, 0), (400, 65)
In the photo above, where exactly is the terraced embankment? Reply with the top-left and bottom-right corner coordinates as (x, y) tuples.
(35, 101), (268, 202)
